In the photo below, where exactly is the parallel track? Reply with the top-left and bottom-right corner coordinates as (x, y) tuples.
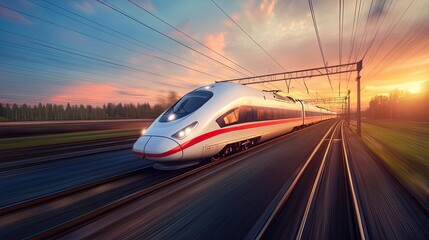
(0, 166), (150, 215)
(248, 120), (366, 239)
(0, 138), (136, 171)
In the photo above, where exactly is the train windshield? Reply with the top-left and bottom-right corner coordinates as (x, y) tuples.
(159, 90), (213, 122)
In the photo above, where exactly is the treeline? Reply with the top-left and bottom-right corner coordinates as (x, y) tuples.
(0, 102), (167, 121)
(367, 89), (429, 121)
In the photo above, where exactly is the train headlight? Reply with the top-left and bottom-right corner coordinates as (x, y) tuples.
(141, 123), (152, 136)
(168, 114), (176, 121)
(172, 121), (198, 140)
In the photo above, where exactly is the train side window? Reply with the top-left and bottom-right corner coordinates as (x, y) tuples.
(265, 109), (273, 120)
(281, 109), (287, 119)
(273, 109), (279, 119)
(223, 108), (239, 125)
(239, 106), (253, 123)
(252, 107), (258, 121)
(256, 108), (265, 121)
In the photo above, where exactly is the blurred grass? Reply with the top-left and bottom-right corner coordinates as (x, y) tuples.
(0, 129), (140, 150)
(351, 120), (429, 197)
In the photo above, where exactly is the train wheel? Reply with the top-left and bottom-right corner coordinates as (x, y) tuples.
(240, 140), (251, 150)
(224, 145), (234, 155)
(211, 154), (221, 162)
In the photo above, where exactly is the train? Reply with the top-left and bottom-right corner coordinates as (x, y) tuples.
(133, 82), (336, 169)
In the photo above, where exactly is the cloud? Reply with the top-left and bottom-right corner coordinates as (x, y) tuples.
(223, 13), (240, 28)
(48, 83), (158, 105)
(259, 0), (276, 16)
(71, 1), (96, 15)
(0, 7), (32, 25)
(204, 32), (226, 54)
(117, 90), (146, 97)
(244, 0), (277, 23)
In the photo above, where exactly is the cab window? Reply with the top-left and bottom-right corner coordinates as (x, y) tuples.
(159, 90), (213, 122)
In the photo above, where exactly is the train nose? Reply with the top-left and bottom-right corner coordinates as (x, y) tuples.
(133, 136), (183, 161)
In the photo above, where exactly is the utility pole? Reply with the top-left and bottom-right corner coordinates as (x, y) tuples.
(356, 60), (362, 136)
(347, 89), (350, 125)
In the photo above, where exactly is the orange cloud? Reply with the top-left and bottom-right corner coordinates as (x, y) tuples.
(204, 32), (226, 55)
(259, 0), (276, 16)
(48, 82), (158, 106)
(224, 13), (240, 28)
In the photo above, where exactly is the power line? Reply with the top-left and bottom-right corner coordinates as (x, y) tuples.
(0, 4), (229, 82)
(346, 0), (364, 91)
(209, 0), (319, 97)
(36, 0), (233, 79)
(308, 0), (334, 93)
(97, 0), (249, 77)
(365, 0), (413, 67)
(360, 0), (392, 60)
(8, 2), (225, 80)
(0, 29), (194, 88)
(338, 0), (345, 97)
(0, 40), (180, 90)
(210, 0), (287, 73)
(128, 0), (256, 77)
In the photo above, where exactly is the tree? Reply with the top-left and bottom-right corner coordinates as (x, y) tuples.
(0, 103), (4, 118)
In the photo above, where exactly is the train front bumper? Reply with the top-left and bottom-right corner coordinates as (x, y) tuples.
(133, 136), (183, 161)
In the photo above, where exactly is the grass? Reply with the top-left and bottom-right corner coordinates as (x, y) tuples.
(351, 120), (429, 197)
(0, 128), (140, 151)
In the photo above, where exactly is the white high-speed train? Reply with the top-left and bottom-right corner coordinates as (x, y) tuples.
(133, 82), (336, 169)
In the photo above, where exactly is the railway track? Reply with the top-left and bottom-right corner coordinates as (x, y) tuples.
(0, 166), (150, 215)
(7, 120), (333, 239)
(247, 120), (367, 239)
(0, 165), (192, 239)
(0, 137), (137, 171)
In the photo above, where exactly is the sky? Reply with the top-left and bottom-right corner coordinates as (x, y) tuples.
(0, 0), (428, 111)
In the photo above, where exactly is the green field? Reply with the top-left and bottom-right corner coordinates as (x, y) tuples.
(352, 120), (429, 198)
(0, 128), (140, 150)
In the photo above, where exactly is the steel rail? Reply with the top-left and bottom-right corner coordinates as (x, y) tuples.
(342, 121), (367, 240)
(0, 139), (136, 171)
(0, 166), (151, 216)
(253, 120), (339, 239)
(296, 121), (341, 239)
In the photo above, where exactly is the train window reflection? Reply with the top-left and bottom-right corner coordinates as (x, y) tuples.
(159, 90), (213, 122)
(216, 105), (302, 127)
(223, 108), (239, 125)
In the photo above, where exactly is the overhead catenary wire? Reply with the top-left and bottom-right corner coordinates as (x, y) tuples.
(97, 0), (249, 77)
(36, 0), (234, 79)
(0, 38), (191, 89)
(0, 4), (225, 81)
(128, 0), (257, 78)
(360, 0), (392, 60)
(0, 30), (195, 88)
(346, 0), (364, 91)
(210, 0), (320, 98)
(210, 0), (287, 73)
(365, 0), (414, 67)
(308, 0), (334, 93)
(338, 0), (345, 97)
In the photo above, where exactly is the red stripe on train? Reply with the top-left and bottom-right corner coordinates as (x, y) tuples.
(135, 116), (326, 158)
